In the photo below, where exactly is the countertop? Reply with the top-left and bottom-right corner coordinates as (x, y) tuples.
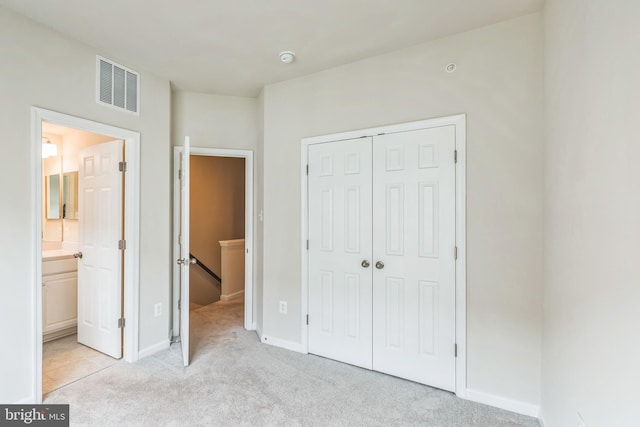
(42, 249), (77, 261)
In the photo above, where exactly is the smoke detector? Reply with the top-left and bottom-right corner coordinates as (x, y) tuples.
(279, 51), (296, 64)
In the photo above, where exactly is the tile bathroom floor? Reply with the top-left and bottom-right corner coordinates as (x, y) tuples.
(43, 334), (119, 395)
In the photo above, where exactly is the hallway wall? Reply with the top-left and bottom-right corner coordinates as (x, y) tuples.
(190, 156), (245, 305)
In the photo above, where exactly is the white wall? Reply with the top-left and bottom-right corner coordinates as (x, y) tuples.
(0, 6), (171, 403)
(542, 1), (640, 426)
(262, 14), (543, 407)
(171, 92), (258, 151)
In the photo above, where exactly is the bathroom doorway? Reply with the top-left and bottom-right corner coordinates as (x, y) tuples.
(31, 108), (141, 403)
(172, 146), (254, 366)
(41, 122), (121, 394)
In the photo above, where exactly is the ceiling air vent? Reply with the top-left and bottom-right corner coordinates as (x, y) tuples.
(96, 55), (139, 114)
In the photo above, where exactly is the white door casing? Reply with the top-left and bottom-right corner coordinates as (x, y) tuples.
(307, 138), (373, 369)
(179, 136), (191, 367)
(77, 140), (123, 359)
(371, 126), (457, 391)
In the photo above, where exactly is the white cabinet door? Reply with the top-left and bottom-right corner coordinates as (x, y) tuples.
(371, 126), (457, 391)
(308, 138), (373, 369)
(43, 272), (78, 334)
(77, 140), (123, 359)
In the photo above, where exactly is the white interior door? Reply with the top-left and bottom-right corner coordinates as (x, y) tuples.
(178, 136), (191, 367)
(77, 140), (123, 359)
(371, 126), (457, 391)
(307, 138), (373, 369)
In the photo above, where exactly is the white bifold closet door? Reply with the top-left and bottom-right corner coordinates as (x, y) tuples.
(308, 125), (456, 391)
(371, 126), (456, 391)
(308, 137), (373, 369)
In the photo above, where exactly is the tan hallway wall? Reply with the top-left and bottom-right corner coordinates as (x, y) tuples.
(190, 156), (245, 305)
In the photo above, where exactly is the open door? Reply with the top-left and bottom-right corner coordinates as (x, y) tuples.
(177, 136), (191, 366)
(77, 140), (124, 359)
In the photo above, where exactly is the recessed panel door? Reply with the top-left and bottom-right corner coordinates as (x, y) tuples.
(371, 126), (456, 391)
(77, 140), (123, 359)
(308, 138), (373, 369)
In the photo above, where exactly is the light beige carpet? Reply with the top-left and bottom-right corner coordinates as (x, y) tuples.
(44, 301), (540, 426)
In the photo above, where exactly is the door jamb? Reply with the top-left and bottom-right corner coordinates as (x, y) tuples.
(172, 146), (255, 334)
(31, 107), (141, 403)
(300, 114), (467, 397)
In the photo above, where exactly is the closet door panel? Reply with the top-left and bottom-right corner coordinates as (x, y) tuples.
(308, 138), (373, 369)
(372, 126), (457, 391)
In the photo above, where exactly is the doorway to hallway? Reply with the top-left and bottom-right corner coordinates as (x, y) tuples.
(172, 145), (254, 366)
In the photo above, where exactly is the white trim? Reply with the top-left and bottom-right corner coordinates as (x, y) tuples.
(220, 290), (245, 301)
(172, 146), (255, 334)
(300, 114), (467, 394)
(260, 334), (307, 354)
(466, 389), (540, 418)
(138, 339), (171, 359)
(31, 107), (141, 404)
(453, 115), (467, 397)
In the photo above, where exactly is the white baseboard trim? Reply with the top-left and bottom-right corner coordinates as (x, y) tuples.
(220, 290), (244, 301)
(260, 334), (306, 354)
(138, 339), (170, 359)
(466, 388), (540, 418)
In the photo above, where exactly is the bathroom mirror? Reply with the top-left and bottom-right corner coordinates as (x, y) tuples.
(62, 172), (78, 220)
(46, 174), (61, 219)
(45, 171), (78, 220)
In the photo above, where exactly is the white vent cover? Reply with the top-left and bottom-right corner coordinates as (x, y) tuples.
(96, 56), (139, 114)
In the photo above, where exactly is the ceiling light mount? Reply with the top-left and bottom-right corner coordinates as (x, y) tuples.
(446, 63), (457, 73)
(279, 51), (296, 64)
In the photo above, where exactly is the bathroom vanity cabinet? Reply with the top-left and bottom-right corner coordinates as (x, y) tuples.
(42, 254), (78, 342)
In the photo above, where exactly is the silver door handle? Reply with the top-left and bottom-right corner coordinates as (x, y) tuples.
(375, 261), (384, 269)
(177, 258), (197, 265)
(73, 252), (83, 259)
(361, 260), (370, 268)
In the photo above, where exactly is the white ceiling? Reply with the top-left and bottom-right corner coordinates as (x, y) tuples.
(1, 0), (543, 97)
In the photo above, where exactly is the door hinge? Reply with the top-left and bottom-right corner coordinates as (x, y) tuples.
(118, 239), (126, 250)
(306, 165), (309, 176)
(454, 246), (458, 260)
(178, 169), (182, 180)
(306, 240), (309, 250)
(119, 161), (127, 172)
(454, 343), (458, 358)
(179, 234), (183, 245)
(306, 314), (309, 325)
(118, 318), (126, 329)
(454, 150), (458, 163)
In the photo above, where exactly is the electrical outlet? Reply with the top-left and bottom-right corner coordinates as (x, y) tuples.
(154, 303), (162, 317)
(279, 301), (287, 314)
